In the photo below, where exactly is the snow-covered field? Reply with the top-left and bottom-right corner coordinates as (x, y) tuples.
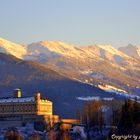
(98, 84), (140, 101)
(76, 83), (140, 102)
(77, 96), (114, 101)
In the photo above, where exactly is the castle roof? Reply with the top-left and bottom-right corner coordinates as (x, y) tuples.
(0, 97), (35, 103)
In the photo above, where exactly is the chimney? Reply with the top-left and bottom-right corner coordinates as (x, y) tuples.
(35, 92), (41, 101)
(13, 88), (21, 98)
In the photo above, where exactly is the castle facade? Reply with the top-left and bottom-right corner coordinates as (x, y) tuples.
(0, 89), (58, 128)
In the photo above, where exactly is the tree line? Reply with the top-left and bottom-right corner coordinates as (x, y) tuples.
(77, 98), (140, 134)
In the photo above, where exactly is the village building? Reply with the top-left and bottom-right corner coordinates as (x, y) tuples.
(0, 89), (59, 128)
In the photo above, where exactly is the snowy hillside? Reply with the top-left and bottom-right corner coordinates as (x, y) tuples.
(82, 44), (133, 64)
(0, 38), (26, 59)
(24, 41), (90, 62)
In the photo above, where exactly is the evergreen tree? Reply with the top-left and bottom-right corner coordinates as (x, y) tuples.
(118, 99), (134, 132)
(111, 109), (121, 127)
(99, 109), (104, 133)
(133, 98), (140, 125)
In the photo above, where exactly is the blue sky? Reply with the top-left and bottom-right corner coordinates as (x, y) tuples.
(0, 0), (140, 47)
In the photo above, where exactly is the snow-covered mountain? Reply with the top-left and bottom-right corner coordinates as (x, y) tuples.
(24, 41), (90, 63)
(119, 44), (140, 59)
(0, 37), (134, 65)
(82, 44), (132, 64)
(0, 38), (26, 59)
(1, 37), (140, 93)
(24, 41), (140, 91)
(25, 42), (133, 66)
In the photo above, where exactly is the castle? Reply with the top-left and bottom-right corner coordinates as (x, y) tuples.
(0, 89), (59, 128)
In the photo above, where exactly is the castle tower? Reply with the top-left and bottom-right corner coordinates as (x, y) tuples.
(35, 92), (41, 114)
(35, 92), (41, 101)
(13, 88), (21, 98)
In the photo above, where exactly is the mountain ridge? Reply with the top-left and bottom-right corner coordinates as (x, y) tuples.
(1, 37), (140, 94)
(119, 44), (140, 59)
(0, 37), (137, 61)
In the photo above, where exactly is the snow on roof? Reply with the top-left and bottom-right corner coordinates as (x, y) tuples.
(40, 99), (52, 103)
(14, 88), (21, 91)
(0, 97), (35, 103)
